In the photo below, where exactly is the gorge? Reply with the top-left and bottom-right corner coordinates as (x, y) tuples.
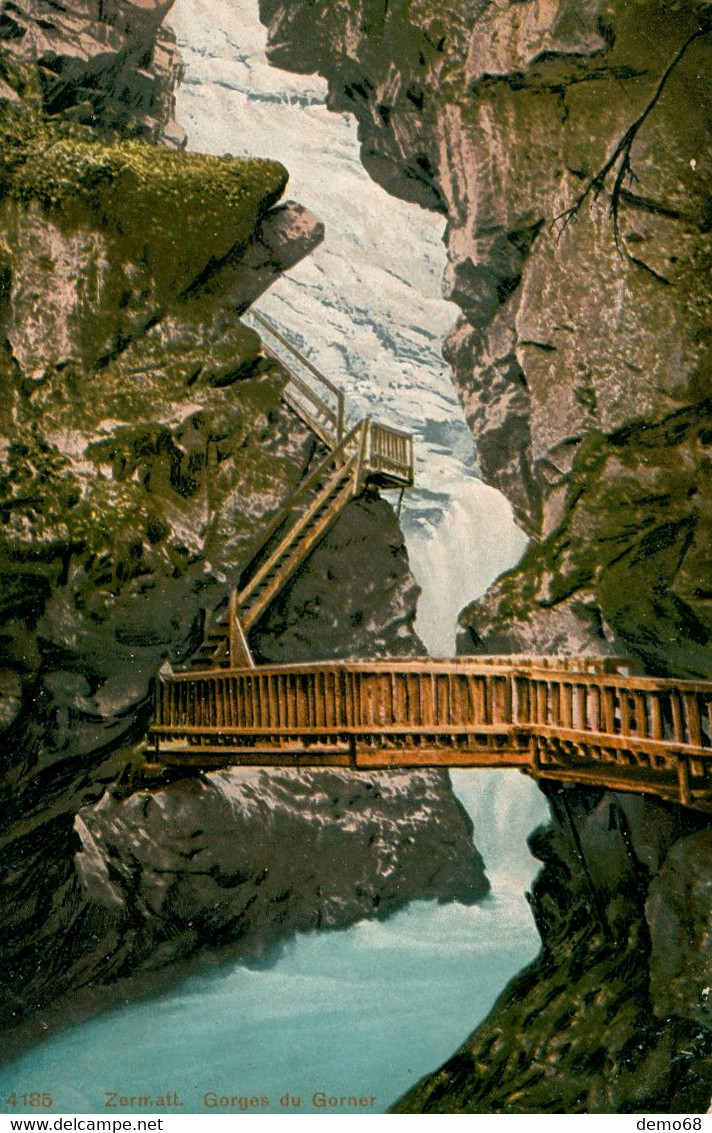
(0, 0), (711, 1117)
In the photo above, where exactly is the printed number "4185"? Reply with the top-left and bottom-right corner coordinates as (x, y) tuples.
(5, 1093), (53, 1108)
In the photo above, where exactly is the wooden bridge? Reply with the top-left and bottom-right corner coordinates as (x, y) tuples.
(144, 310), (712, 815)
(149, 656), (712, 814)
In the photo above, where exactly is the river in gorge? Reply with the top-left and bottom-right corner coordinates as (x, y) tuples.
(0, 0), (550, 1114)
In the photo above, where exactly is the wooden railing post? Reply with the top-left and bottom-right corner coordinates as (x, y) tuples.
(337, 390), (345, 441)
(229, 591), (254, 669)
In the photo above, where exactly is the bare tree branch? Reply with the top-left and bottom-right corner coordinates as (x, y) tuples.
(554, 17), (712, 260)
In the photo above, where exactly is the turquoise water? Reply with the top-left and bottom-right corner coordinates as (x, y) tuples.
(1, 771), (547, 1115)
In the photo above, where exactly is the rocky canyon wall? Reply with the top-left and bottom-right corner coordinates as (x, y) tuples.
(0, 0), (486, 1043)
(256, 0), (712, 1113)
(259, 0), (712, 678)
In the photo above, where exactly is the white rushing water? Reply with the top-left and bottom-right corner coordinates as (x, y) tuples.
(0, 5), (550, 1115)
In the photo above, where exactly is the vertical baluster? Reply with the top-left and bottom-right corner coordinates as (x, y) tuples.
(228, 676), (236, 730)
(670, 691), (683, 743)
(324, 672), (333, 730)
(516, 677), (531, 725)
(619, 691), (632, 736)
(536, 681), (548, 725)
(310, 672), (320, 728)
(588, 684), (601, 732)
(602, 686), (615, 733)
(251, 675), (260, 729)
(378, 672), (389, 726)
(275, 675), (285, 731)
(574, 684), (587, 730)
(360, 673), (370, 726)
(452, 673), (464, 727)
(683, 691), (701, 747)
(649, 692), (662, 740)
(421, 673), (434, 727)
(501, 676), (513, 725)
(469, 676), (483, 725)
(436, 674), (449, 725)
(550, 682), (561, 728)
(485, 676), (496, 724)
(238, 676), (245, 731)
(631, 692), (645, 737)
(351, 672), (360, 728)
(215, 679), (223, 729)
(561, 682), (573, 729)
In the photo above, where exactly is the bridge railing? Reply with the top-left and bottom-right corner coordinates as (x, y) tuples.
(524, 670), (712, 749)
(153, 659), (712, 753)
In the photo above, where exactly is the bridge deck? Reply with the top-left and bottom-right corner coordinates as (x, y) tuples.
(149, 657), (712, 813)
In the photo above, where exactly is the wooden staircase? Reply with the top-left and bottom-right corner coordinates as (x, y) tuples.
(188, 311), (414, 669)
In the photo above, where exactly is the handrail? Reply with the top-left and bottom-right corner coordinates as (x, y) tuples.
(151, 657), (712, 810)
(237, 424), (364, 615)
(243, 309), (346, 442)
(155, 658), (712, 744)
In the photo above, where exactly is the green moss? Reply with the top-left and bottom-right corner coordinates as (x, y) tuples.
(0, 95), (288, 304)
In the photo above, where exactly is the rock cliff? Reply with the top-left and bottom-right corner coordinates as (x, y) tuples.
(259, 0), (712, 676)
(394, 787), (712, 1113)
(0, 0), (484, 1042)
(256, 0), (712, 1112)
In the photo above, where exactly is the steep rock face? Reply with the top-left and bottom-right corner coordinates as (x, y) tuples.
(258, 0), (712, 674)
(69, 769), (485, 992)
(393, 787), (712, 1113)
(3, 767), (485, 1042)
(252, 490), (425, 662)
(0, 0), (184, 144)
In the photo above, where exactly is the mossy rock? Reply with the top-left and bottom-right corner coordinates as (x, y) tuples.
(0, 109), (288, 303)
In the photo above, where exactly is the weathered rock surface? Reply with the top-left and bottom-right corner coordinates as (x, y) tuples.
(0, 0), (184, 144)
(252, 490), (425, 662)
(72, 769), (485, 982)
(393, 787), (712, 1113)
(259, 0), (712, 674)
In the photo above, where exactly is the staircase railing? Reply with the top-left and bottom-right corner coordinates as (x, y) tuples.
(188, 312), (414, 669)
(242, 309), (345, 446)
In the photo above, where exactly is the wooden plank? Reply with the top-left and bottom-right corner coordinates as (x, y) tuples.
(602, 687), (616, 734)
(354, 747), (531, 769)
(649, 693), (662, 740)
(633, 692), (647, 737)
(670, 692), (683, 743)
(683, 692), (702, 747)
